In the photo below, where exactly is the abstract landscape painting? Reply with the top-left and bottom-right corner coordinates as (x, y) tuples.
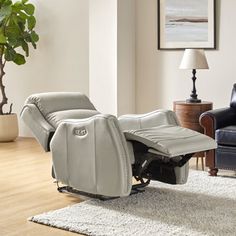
(158, 0), (215, 49)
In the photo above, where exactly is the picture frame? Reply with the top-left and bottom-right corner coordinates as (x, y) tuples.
(158, 0), (216, 50)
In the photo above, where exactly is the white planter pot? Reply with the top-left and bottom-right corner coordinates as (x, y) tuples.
(0, 114), (19, 142)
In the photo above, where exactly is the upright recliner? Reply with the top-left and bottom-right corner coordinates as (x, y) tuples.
(21, 92), (217, 198)
(200, 84), (236, 176)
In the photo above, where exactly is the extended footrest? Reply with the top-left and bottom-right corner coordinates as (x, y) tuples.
(125, 125), (217, 157)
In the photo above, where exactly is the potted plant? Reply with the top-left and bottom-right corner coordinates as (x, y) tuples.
(0, 0), (39, 141)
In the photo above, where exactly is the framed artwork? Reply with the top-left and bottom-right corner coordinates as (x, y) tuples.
(158, 0), (216, 49)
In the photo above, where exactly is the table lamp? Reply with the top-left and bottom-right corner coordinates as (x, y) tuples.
(180, 49), (209, 103)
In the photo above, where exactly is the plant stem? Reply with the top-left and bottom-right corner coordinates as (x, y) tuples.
(0, 58), (8, 115)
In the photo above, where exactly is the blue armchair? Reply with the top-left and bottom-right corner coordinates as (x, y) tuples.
(200, 84), (236, 176)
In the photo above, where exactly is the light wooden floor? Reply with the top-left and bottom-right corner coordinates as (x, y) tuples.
(0, 138), (82, 236)
(0, 138), (205, 236)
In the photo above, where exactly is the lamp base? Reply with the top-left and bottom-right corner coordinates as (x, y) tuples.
(187, 69), (201, 103)
(186, 98), (201, 103)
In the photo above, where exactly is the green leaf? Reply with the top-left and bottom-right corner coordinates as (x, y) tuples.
(23, 31), (31, 42)
(23, 3), (34, 15)
(4, 47), (16, 61)
(21, 40), (29, 56)
(30, 30), (39, 42)
(5, 25), (20, 46)
(12, 2), (23, 12)
(0, 34), (6, 43)
(0, 28), (7, 43)
(18, 10), (28, 20)
(10, 13), (26, 32)
(13, 53), (25, 65)
(0, 46), (4, 55)
(27, 15), (35, 30)
(5, 25), (21, 37)
(0, 0), (12, 7)
(0, 0), (38, 64)
(0, 5), (12, 22)
(7, 37), (17, 46)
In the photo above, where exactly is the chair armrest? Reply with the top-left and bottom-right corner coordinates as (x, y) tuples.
(200, 107), (236, 171)
(200, 107), (236, 136)
(118, 110), (180, 131)
(21, 104), (55, 152)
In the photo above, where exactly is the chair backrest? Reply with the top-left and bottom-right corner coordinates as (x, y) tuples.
(25, 92), (96, 116)
(230, 84), (236, 109)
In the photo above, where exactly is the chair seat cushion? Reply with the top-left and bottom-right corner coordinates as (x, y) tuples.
(216, 126), (236, 146)
(46, 109), (100, 128)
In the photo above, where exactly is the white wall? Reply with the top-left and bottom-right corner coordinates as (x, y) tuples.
(135, 0), (236, 113)
(117, 0), (136, 115)
(89, 0), (118, 115)
(4, 0), (89, 136)
(89, 0), (135, 115)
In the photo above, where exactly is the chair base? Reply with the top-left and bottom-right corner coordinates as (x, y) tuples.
(57, 178), (151, 201)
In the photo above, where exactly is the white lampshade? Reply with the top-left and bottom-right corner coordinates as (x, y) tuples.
(179, 49), (209, 70)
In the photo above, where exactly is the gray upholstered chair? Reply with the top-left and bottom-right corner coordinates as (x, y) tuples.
(21, 92), (216, 198)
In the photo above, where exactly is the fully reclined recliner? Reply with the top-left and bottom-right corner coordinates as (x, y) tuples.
(21, 92), (217, 198)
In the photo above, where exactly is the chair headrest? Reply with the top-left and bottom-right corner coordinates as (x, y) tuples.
(25, 92), (96, 116)
(230, 84), (236, 109)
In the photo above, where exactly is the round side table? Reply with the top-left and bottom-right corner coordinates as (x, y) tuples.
(173, 101), (213, 170)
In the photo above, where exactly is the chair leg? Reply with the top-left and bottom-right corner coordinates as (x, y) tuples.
(209, 168), (218, 176)
(196, 157), (204, 171)
(201, 157), (204, 171)
(196, 157), (199, 170)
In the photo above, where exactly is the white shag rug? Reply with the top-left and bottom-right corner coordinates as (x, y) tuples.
(29, 170), (236, 236)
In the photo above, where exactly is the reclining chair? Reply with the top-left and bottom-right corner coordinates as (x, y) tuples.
(21, 92), (216, 198)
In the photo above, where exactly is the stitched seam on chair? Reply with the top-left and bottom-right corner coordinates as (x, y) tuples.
(61, 114), (107, 124)
(28, 96), (46, 115)
(115, 117), (132, 194)
(121, 110), (168, 119)
(113, 119), (127, 194)
(108, 118), (125, 192)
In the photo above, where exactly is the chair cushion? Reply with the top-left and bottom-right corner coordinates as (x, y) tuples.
(46, 109), (100, 128)
(216, 126), (236, 146)
(216, 145), (236, 169)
